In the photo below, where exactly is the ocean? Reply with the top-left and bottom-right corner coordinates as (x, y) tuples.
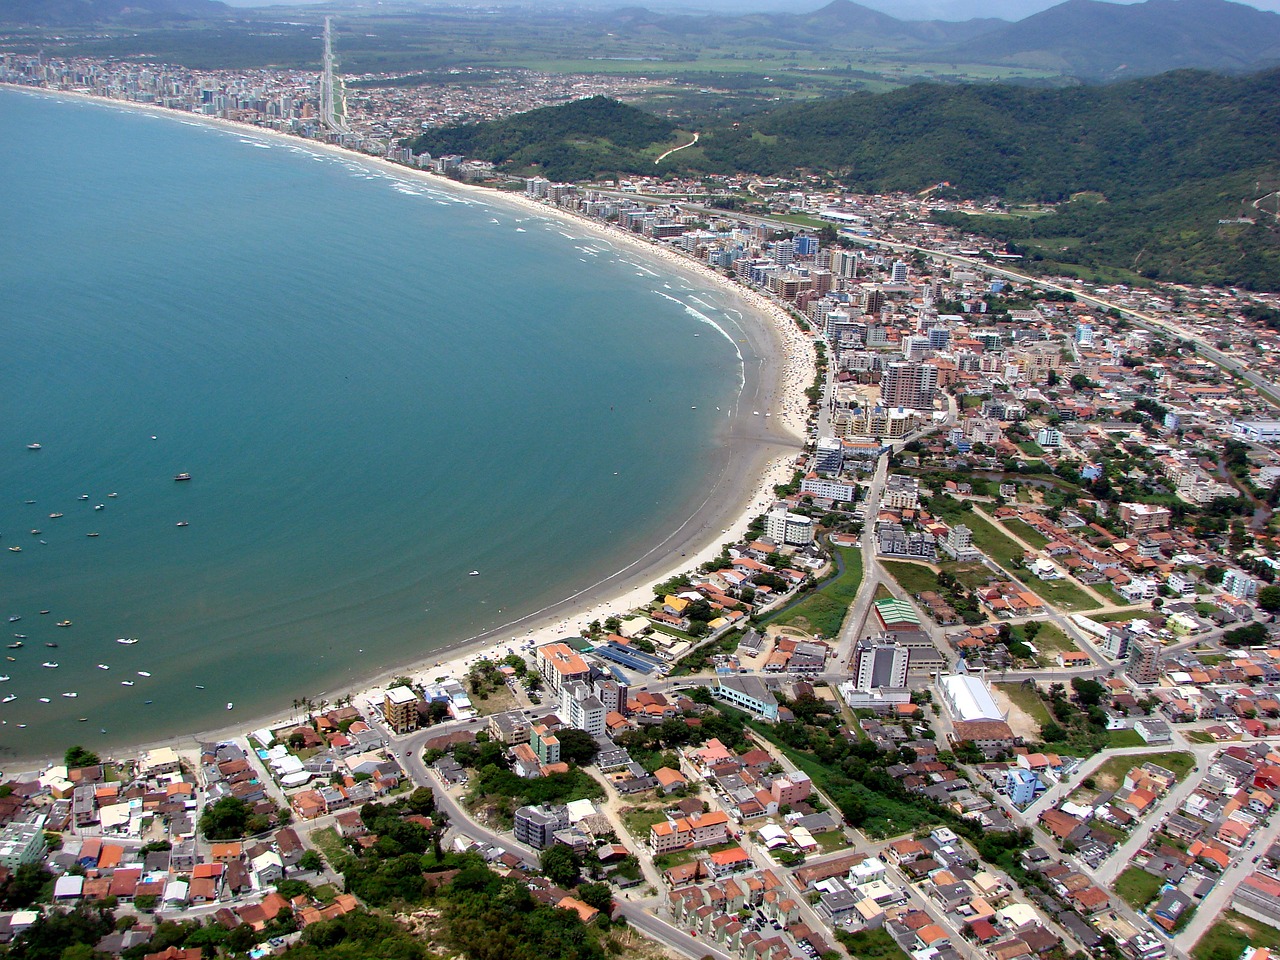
(0, 88), (755, 761)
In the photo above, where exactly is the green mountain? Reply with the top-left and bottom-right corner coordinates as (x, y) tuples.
(690, 67), (1280, 288)
(594, 0), (1280, 79)
(599, 0), (1001, 50)
(954, 0), (1280, 80)
(0, 0), (230, 24)
(407, 96), (678, 184)
(418, 69), (1280, 289)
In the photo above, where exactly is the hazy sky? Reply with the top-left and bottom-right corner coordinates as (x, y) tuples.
(237, 0), (1280, 15)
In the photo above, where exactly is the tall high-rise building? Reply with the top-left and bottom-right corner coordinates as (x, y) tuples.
(854, 639), (909, 689)
(814, 436), (844, 475)
(832, 249), (859, 279)
(773, 239), (795, 265)
(1126, 638), (1162, 685)
(891, 260), (909, 284)
(765, 509), (815, 546)
(864, 289), (886, 316)
(880, 362), (938, 410)
(560, 681), (606, 737)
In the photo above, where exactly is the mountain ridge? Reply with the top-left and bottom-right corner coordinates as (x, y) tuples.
(0, 0), (230, 24)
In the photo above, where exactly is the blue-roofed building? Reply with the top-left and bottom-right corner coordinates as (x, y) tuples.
(714, 675), (779, 721)
(1005, 767), (1040, 807)
(593, 641), (663, 675)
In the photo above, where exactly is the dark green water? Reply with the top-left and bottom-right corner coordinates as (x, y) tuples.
(0, 88), (753, 760)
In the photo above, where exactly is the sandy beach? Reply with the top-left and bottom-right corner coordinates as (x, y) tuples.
(5, 85), (818, 767)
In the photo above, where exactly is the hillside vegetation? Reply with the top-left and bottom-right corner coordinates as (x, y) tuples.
(408, 96), (678, 183)
(410, 69), (1280, 290)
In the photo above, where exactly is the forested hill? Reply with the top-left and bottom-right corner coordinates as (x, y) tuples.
(952, 0), (1280, 80)
(408, 69), (1279, 289)
(0, 0), (229, 24)
(408, 96), (677, 184)
(695, 67), (1280, 289)
(694, 68), (1279, 200)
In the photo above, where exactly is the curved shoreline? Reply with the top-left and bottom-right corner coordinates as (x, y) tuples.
(1, 84), (816, 769)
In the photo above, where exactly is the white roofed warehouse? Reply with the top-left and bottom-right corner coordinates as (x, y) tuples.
(939, 673), (1007, 723)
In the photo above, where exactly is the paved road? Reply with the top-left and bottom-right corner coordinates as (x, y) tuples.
(400, 725), (738, 960)
(834, 451), (890, 668)
(1173, 810), (1280, 950)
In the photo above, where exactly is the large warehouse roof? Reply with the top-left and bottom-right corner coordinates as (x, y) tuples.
(940, 673), (1006, 723)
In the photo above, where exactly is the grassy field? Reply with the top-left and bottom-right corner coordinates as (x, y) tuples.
(882, 560), (942, 596)
(622, 805), (669, 839)
(995, 683), (1053, 728)
(1002, 518), (1050, 549)
(1027, 623), (1075, 655)
(1108, 729), (1147, 748)
(311, 827), (355, 870)
(1193, 910), (1280, 960)
(1091, 751), (1195, 790)
(1030, 576), (1100, 612)
(1115, 866), (1164, 909)
(769, 546), (863, 640)
(1089, 607), (1156, 623)
(1018, 442), (1046, 457)
(838, 927), (912, 960)
(815, 830), (851, 853)
(933, 503), (1027, 570)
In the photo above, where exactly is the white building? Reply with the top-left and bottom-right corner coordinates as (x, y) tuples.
(854, 639), (909, 689)
(939, 673), (1007, 723)
(0, 817), (47, 870)
(1233, 420), (1280, 444)
(560, 681), (606, 737)
(800, 475), (857, 502)
(765, 509), (815, 547)
(1222, 569), (1258, 600)
(940, 524), (981, 562)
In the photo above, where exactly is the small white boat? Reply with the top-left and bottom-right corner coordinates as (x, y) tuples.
(94, 504), (104, 511)
(137, 671), (151, 677)
(195, 684), (205, 689)
(108, 493), (118, 498)
(38, 697), (50, 703)
(116, 638), (139, 645)
(62, 692), (77, 699)
(226, 702), (234, 710)
(121, 681), (134, 686)
(1, 695), (15, 703)
(78, 494), (89, 500)
(469, 570), (480, 576)
(26, 443), (41, 450)
(56, 620), (71, 627)
(42, 661), (58, 668)
(0, 676), (9, 682)
(176, 521), (189, 527)
(97, 664), (110, 670)
(7, 617), (19, 623)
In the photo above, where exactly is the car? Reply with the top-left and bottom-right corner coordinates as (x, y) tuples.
(1254, 855), (1261, 863)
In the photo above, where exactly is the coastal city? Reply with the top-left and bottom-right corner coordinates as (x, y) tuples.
(7, 35), (1280, 960)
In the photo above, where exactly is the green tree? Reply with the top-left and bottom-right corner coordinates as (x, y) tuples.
(576, 882), (613, 913)
(1258, 584), (1280, 612)
(298, 850), (324, 872)
(199, 796), (250, 841)
(1, 863), (54, 909)
(63, 746), (100, 768)
(540, 845), (581, 888)
(554, 728), (600, 766)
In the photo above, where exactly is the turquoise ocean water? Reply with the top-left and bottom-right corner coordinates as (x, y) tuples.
(0, 88), (753, 761)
